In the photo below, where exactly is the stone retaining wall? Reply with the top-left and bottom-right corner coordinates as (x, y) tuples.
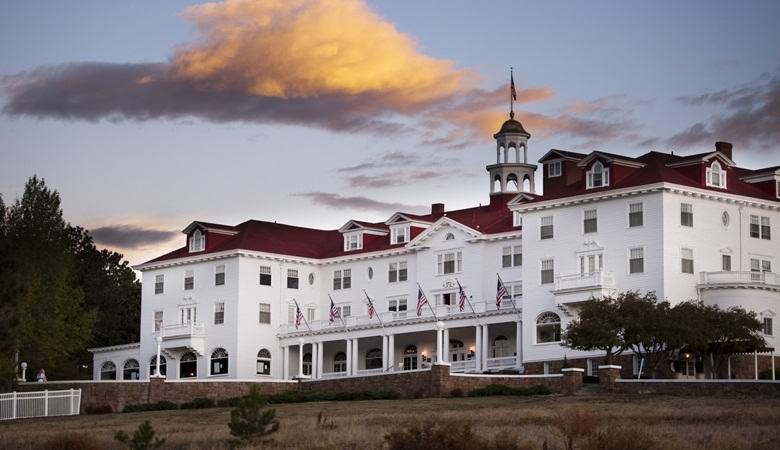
(612, 380), (780, 396)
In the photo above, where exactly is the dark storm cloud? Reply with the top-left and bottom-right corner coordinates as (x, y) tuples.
(292, 192), (426, 215)
(90, 224), (178, 249)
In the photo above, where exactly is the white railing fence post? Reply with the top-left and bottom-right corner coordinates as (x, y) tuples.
(44, 390), (49, 417)
(12, 392), (17, 420)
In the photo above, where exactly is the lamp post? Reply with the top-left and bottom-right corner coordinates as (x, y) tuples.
(20, 362), (27, 382)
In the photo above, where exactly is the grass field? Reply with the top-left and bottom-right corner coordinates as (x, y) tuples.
(2, 392), (780, 449)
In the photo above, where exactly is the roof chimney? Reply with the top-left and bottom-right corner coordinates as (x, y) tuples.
(715, 141), (733, 160)
(431, 203), (445, 215)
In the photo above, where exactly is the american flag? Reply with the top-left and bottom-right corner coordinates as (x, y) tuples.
(367, 298), (375, 319)
(295, 303), (304, 329)
(456, 280), (467, 312)
(417, 286), (428, 317)
(328, 297), (338, 324)
(510, 70), (517, 101)
(496, 275), (508, 309)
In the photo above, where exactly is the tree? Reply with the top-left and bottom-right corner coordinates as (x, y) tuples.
(703, 305), (765, 377)
(615, 291), (674, 378)
(115, 421), (166, 450)
(228, 385), (280, 448)
(0, 202), (24, 390)
(562, 296), (624, 365)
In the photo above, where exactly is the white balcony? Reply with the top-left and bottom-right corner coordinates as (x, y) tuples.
(699, 271), (780, 288)
(552, 271), (616, 305)
(160, 322), (205, 356)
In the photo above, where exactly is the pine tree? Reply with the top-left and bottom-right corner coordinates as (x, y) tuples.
(115, 421), (166, 450)
(228, 385), (280, 448)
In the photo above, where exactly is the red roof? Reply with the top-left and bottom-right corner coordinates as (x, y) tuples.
(142, 194), (518, 265)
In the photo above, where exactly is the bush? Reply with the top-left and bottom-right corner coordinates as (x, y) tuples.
(449, 388), (464, 398)
(115, 421), (166, 450)
(84, 404), (113, 415)
(266, 389), (400, 404)
(42, 433), (102, 450)
(228, 385), (279, 448)
(181, 397), (215, 409)
(581, 427), (656, 450)
(122, 401), (178, 413)
(218, 397), (242, 408)
(385, 420), (533, 450)
(468, 384), (551, 397)
(552, 408), (603, 450)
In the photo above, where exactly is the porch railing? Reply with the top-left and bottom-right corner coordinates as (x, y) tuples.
(320, 371), (348, 379)
(699, 271), (779, 286)
(162, 322), (205, 339)
(0, 389), (81, 420)
(450, 359), (477, 373)
(486, 356), (518, 370)
(554, 271), (615, 292)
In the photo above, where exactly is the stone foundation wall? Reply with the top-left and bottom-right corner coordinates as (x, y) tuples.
(611, 380), (780, 396)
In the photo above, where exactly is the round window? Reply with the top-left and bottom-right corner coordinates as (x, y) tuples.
(721, 211), (730, 227)
(308, 273), (315, 285)
(367, 266), (374, 280)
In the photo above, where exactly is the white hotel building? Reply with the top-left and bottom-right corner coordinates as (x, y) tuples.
(90, 114), (780, 382)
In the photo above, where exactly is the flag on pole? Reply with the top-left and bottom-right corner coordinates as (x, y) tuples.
(295, 303), (305, 329)
(510, 69), (517, 101)
(367, 298), (375, 319)
(456, 280), (467, 312)
(496, 275), (508, 309)
(416, 286), (429, 317)
(328, 297), (338, 324)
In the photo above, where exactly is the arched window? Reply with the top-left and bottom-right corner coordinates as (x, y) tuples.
(493, 174), (502, 193)
(100, 361), (116, 380)
(536, 312), (562, 343)
(365, 348), (383, 370)
(180, 352), (198, 378)
(498, 146), (505, 163)
(189, 229), (205, 252)
(522, 175), (532, 192)
(303, 353), (312, 376)
(492, 336), (510, 357)
(506, 173), (519, 192)
(334, 352), (347, 373)
(149, 355), (167, 377)
(123, 359), (140, 380)
(707, 161), (726, 188)
(507, 144), (517, 163)
(445, 233), (455, 241)
(210, 348), (229, 376)
(586, 162), (609, 189)
(403, 345), (418, 371)
(257, 349), (271, 376)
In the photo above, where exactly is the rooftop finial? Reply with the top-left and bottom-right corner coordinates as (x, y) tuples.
(509, 66), (517, 119)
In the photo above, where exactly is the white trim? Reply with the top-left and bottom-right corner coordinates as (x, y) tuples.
(88, 343), (140, 353)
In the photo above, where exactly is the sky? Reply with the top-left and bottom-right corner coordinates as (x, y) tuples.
(1, 0), (779, 266)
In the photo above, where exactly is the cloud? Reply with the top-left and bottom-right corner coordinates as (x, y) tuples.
(293, 192), (426, 214)
(336, 151), (421, 173)
(90, 225), (179, 249)
(668, 74), (780, 150)
(1, 0), (472, 134)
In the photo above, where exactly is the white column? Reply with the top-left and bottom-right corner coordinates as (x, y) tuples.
(435, 325), (443, 364)
(283, 346), (290, 379)
(382, 335), (388, 371)
(442, 328), (450, 363)
(482, 324), (489, 370)
(475, 325), (482, 372)
(727, 356), (731, 380)
(353, 338), (359, 374)
(772, 352), (776, 380)
(346, 339), (352, 376)
(515, 321), (522, 369)
(754, 351), (759, 380)
(154, 335), (162, 378)
(317, 342), (324, 379)
(388, 334), (395, 371)
(298, 339), (304, 378)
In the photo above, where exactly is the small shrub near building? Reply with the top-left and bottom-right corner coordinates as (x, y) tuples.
(180, 397), (215, 409)
(122, 401), (178, 413)
(115, 421), (166, 450)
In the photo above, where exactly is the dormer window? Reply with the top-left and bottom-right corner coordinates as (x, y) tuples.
(586, 162), (609, 189)
(547, 160), (562, 178)
(513, 211), (523, 227)
(189, 230), (205, 252)
(706, 161), (726, 188)
(391, 225), (410, 244)
(344, 233), (363, 251)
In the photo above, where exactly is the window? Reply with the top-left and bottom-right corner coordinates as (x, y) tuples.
(344, 233), (362, 251)
(343, 269), (351, 289)
(365, 348), (383, 370)
(332, 304), (351, 319)
(437, 251), (462, 275)
(403, 345), (418, 370)
(210, 348), (229, 376)
(333, 352), (347, 372)
(180, 352), (197, 378)
(722, 211), (730, 227)
(540, 258), (555, 284)
(259, 266), (272, 286)
(308, 273), (315, 285)
(257, 349), (271, 376)
(706, 161), (726, 188)
(586, 162), (609, 189)
(586, 359), (599, 377)
(288, 304), (296, 323)
(153, 311), (163, 332)
(629, 202), (643, 227)
(307, 307), (316, 322)
(333, 269), (351, 289)
(681, 248), (694, 274)
(391, 225), (410, 244)
(445, 232), (455, 241)
(583, 209), (598, 234)
(154, 274), (164, 294)
(513, 211), (523, 227)
(629, 247), (644, 274)
(722, 254), (732, 271)
(180, 305), (197, 324)
(536, 312), (562, 343)
(259, 303), (271, 324)
(500, 282), (522, 307)
(681, 203), (693, 227)
(287, 269), (299, 289)
(367, 266), (374, 280)
(184, 270), (194, 290)
(100, 361), (116, 380)
(763, 317), (774, 336)
(540, 216), (554, 239)
(580, 253), (603, 274)
(189, 229), (205, 252)
(502, 245), (522, 268)
(388, 261), (408, 282)
(303, 353), (312, 376)
(215, 265), (225, 286)
(436, 292), (456, 306)
(149, 355), (166, 377)
(750, 215), (771, 240)
(123, 359), (140, 380)
(388, 298), (407, 313)
(548, 160), (562, 177)
(214, 302), (225, 325)
(750, 258), (772, 281)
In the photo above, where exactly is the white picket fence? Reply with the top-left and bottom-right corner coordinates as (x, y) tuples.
(0, 389), (81, 420)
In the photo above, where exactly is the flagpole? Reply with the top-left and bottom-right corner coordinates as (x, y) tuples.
(417, 283), (439, 321)
(455, 278), (480, 323)
(363, 289), (386, 330)
(328, 294), (349, 331)
(497, 273), (522, 320)
(510, 66), (514, 117)
(293, 298), (313, 333)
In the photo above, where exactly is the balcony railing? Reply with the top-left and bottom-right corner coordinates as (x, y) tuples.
(699, 271), (780, 287)
(554, 271), (615, 292)
(450, 359), (477, 373)
(486, 356), (518, 370)
(320, 371), (348, 379)
(161, 322), (205, 339)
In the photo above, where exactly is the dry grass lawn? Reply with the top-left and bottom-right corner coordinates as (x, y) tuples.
(1, 392), (780, 449)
